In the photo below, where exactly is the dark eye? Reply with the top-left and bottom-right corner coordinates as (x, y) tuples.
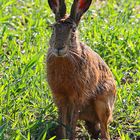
(72, 26), (76, 32)
(68, 23), (76, 32)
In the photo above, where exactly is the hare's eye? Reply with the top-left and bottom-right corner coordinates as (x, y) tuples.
(72, 26), (76, 32)
(69, 24), (76, 32)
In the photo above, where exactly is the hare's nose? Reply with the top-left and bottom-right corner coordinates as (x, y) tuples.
(57, 47), (64, 51)
(54, 47), (63, 53)
(57, 48), (64, 55)
(53, 47), (67, 57)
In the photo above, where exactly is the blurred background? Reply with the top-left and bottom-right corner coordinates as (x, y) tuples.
(0, 0), (140, 139)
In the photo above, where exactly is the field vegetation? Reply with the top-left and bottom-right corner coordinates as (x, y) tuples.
(0, 0), (140, 139)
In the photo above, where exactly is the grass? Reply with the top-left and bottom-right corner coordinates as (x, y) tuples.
(0, 0), (140, 139)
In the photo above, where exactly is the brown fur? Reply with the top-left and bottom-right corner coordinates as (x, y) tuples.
(47, 0), (116, 139)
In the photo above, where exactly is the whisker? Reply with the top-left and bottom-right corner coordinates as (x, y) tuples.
(68, 53), (78, 66)
(47, 52), (53, 61)
(69, 50), (85, 61)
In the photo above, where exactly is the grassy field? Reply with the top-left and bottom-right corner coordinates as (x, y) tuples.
(0, 0), (140, 139)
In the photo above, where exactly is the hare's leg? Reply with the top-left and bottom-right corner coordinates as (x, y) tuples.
(85, 121), (100, 139)
(95, 100), (112, 140)
(67, 105), (79, 140)
(57, 106), (67, 139)
(57, 104), (79, 140)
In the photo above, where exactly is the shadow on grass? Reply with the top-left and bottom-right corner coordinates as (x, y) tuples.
(29, 117), (89, 140)
(29, 118), (58, 140)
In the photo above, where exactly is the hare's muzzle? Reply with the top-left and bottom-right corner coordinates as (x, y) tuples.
(53, 47), (67, 57)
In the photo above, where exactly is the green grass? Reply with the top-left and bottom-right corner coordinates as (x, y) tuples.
(0, 0), (140, 139)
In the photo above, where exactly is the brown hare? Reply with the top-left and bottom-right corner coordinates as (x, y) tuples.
(47, 0), (116, 139)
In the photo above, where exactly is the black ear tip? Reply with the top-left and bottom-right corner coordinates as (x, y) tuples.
(70, 0), (92, 25)
(48, 0), (66, 20)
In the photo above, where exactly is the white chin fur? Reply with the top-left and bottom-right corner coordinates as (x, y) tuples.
(53, 51), (67, 57)
(53, 48), (67, 57)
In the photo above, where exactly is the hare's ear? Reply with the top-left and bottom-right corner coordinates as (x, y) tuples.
(70, 0), (92, 25)
(48, 0), (66, 21)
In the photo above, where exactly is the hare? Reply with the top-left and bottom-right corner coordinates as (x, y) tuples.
(47, 0), (116, 140)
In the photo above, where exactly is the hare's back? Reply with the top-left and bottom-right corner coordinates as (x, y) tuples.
(83, 44), (113, 77)
(82, 44), (116, 95)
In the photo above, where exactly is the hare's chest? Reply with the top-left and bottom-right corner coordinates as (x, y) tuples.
(47, 60), (78, 90)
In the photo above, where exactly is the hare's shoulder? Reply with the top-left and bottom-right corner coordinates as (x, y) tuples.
(80, 42), (112, 74)
(80, 43), (116, 93)
(80, 43), (108, 66)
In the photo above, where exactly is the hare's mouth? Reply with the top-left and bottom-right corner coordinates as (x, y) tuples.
(53, 47), (67, 57)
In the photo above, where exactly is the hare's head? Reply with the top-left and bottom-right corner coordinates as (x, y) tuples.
(48, 0), (92, 57)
